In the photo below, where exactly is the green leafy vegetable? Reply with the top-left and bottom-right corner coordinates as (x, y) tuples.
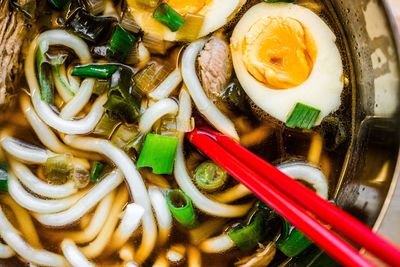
(137, 134), (179, 175)
(228, 203), (279, 251)
(0, 162), (8, 193)
(65, 8), (116, 43)
(277, 220), (313, 257)
(90, 161), (106, 182)
(194, 161), (228, 192)
(103, 67), (142, 123)
(107, 25), (136, 62)
(36, 41), (55, 104)
(285, 103), (321, 129)
(48, 0), (69, 9)
(72, 64), (119, 79)
(166, 189), (197, 228)
(153, 3), (185, 32)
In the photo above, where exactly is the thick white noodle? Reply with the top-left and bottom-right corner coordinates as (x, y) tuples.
(8, 173), (85, 213)
(25, 30), (105, 134)
(58, 192), (114, 244)
(11, 160), (77, 199)
(1, 136), (56, 164)
(63, 135), (157, 263)
(176, 86), (193, 132)
(149, 68), (182, 100)
(152, 253), (169, 267)
(187, 246), (202, 267)
(0, 242), (15, 259)
(166, 244), (185, 264)
(35, 170), (124, 227)
(61, 239), (96, 267)
(80, 188), (128, 259)
(199, 234), (235, 253)
(20, 94), (102, 160)
(138, 98), (179, 134)
(1, 195), (42, 248)
(52, 64), (74, 102)
(107, 203), (144, 254)
(278, 162), (329, 199)
(60, 78), (95, 119)
(31, 91), (107, 135)
(0, 206), (68, 266)
(181, 39), (239, 140)
(175, 133), (252, 217)
(149, 187), (172, 246)
(211, 184), (252, 203)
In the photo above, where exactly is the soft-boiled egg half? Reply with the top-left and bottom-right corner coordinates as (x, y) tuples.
(231, 2), (344, 126)
(127, 0), (243, 41)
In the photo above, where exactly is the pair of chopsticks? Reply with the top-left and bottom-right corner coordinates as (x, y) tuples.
(187, 128), (400, 267)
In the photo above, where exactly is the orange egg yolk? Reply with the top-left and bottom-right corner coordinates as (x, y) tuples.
(165, 0), (206, 16)
(243, 17), (317, 89)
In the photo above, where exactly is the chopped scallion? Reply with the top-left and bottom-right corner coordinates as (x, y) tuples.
(285, 103), (321, 129)
(166, 189), (197, 228)
(90, 161), (106, 182)
(137, 134), (179, 175)
(108, 25), (136, 62)
(153, 3), (185, 32)
(0, 162), (8, 193)
(228, 202), (279, 251)
(194, 161), (228, 192)
(177, 13), (204, 42)
(277, 224), (313, 257)
(36, 41), (55, 104)
(71, 64), (119, 79)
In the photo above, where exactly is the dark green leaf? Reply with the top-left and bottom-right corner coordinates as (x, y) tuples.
(48, 0), (69, 9)
(0, 162), (8, 193)
(65, 8), (117, 43)
(107, 25), (136, 62)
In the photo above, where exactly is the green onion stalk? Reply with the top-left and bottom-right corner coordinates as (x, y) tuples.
(166, 189), (198, 228)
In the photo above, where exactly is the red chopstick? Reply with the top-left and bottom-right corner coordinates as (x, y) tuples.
(187, 128), (400, 267)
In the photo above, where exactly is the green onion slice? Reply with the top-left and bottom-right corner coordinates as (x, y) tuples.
(137, 134), (179, 175)
(153, 3), (185, 32)
(71, 64), (119, 79)
(194, 161), (228, 192)
(285, 103), (321, 129)
(277, 224), (313, 257)
(0, 162), (8, 193)
(90, 161), (106, 182)
(166, 189), (197, 228)
(36, 41), (55, 104)
(228, 202), (279, 251)
(108, 25), (136, 62)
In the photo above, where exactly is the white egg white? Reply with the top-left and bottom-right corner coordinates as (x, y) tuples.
(230, 3), (344, 125)
(128, 0), (241, 42)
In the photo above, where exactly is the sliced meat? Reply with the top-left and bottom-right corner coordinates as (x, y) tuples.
(0, 0), (35, 108)
(198, 35), (233, 100)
